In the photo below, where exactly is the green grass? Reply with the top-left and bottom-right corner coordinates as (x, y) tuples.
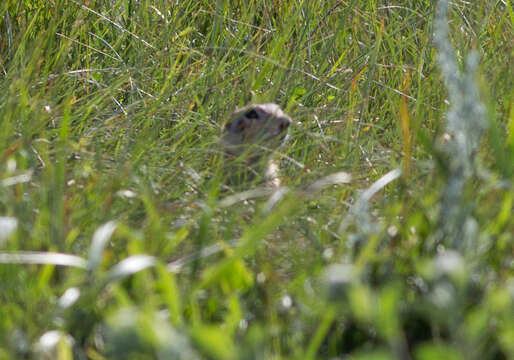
(0, 0), (513, 358)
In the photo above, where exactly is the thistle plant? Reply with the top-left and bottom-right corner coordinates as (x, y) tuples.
(433, 0), (487, 250)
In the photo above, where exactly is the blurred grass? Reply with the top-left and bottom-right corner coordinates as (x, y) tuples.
(0, 0), (513, 359)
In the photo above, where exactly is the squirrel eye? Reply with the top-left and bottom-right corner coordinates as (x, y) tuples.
(245, 109), (259, 119)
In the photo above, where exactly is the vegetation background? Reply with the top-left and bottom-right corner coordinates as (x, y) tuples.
(0, 0), (512, 359)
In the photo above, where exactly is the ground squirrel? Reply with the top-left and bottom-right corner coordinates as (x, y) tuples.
(220, 103), (292, 188)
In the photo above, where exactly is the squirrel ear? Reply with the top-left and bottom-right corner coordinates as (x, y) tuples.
(223, 121), (232, 131)
(224, 115), (251, 134)
(236, 117), (251, 132)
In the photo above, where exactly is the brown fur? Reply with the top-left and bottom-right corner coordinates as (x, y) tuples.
(220, 103), (291, 188)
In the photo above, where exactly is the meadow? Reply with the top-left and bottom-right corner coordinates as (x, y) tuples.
(0, 0), (513, 359)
